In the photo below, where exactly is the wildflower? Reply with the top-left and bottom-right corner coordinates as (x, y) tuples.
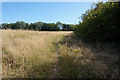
(74, 50), (78, 53)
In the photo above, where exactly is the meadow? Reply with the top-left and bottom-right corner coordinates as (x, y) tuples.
(2, 30), (119, 78)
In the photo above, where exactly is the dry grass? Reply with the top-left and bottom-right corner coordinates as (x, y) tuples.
(57, 34), (119, 78)
(2, 30), (72, 78)
(2, 30), (119, 78)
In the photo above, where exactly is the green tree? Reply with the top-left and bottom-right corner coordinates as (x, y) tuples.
(15, 21), (27, 29)
(33, 22), (44, 31)
(2, 23), (9, 29)
(75, 2), (120, 42)
(56, 21), (63, 30)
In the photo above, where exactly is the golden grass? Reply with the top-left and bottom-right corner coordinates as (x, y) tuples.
(2, 30), (72, 78)
(2, 30), (119, 78)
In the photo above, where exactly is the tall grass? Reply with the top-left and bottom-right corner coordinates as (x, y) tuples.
(2, 30), (119, 78)
(2, 30), (72, 78)
(57, 34), (119, 78)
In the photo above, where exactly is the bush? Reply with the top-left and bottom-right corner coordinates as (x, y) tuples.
(74, 2), (120, 42)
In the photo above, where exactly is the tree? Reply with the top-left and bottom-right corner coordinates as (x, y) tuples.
(33, 22), (44, 31)
(56, 21), (63, 30)
(74, 2), (120, 42)
(2, 23), (9, 29)
(62, 24), (76, 31)
(1, 21), (75, 31)
(9, 23), (16, 29)
(14, 21), (27, 29)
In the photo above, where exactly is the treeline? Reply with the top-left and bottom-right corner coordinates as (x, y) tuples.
(1, 21), (76, 31)
(74, 2), (120, 42)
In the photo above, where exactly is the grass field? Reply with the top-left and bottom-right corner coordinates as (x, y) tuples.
(2, 30), (119, 78)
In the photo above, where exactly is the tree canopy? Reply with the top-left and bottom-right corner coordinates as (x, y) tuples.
(74, 2), (120, 42)
(1, 21), (77, 31)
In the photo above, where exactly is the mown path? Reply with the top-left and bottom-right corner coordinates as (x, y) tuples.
(49, 38), (61, 78)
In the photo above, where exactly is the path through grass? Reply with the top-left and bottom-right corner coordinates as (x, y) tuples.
(2, 30), (119, 78)
(2, 30), (72, 78)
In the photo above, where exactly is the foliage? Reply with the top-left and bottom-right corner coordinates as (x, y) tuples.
(15, 21), (27, 29)
(62, 24), (76, 31)
(1, 21), (76, 31)
(74, 2), (120, 42)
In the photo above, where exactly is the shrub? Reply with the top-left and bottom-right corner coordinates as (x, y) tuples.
(74, 2), (120, 42)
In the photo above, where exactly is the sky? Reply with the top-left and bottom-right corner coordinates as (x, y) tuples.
(2, 2), (94, 24)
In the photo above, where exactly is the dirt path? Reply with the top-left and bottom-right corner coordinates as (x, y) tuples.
(49, 38), (61, 78)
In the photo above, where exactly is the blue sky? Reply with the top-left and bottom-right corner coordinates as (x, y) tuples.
(2, 2), (94, 24)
